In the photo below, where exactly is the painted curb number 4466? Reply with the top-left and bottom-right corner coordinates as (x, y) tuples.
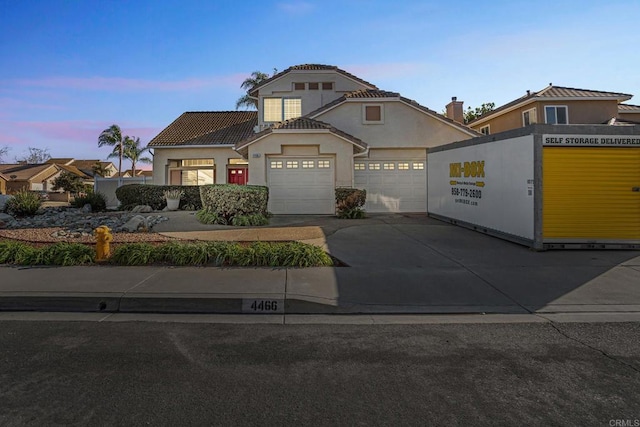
(242, 299), (284, 314)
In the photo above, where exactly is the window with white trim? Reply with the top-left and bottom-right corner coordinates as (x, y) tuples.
(369, 163), (381, 170)
(354, 163), (365, 170)
(181, 159), (214, 167)
(363, 104), (384, 124)
(398, 163), (409, 170)
(545, 106), (568, 124)
(263, 98), (302, 122)
(413, 162), (425, 170)
(480, 125), (490, 135)
(270, 161), (283, 169)
(383, 163), (395, 170)
(522, 108), (537, 126)
(318, 160), (330, 168)
(302, 160), (314, 168)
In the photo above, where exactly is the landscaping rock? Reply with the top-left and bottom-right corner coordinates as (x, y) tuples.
(82, 203), (92, 213)
(121, 215), (148, 232)
(0, 206), (169, 237)
(0, 195), (13, 212)
(131, 205), (153, 213)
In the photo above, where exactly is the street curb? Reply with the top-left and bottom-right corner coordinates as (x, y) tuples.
(0, 294), (530, 315)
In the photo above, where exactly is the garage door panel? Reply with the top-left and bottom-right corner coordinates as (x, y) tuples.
(354, 160), (427, 213)
(268, 157), (335, 214)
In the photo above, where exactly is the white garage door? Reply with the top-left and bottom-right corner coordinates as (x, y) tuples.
(354, 160), (427, 212)
(267, 158), (335, 214)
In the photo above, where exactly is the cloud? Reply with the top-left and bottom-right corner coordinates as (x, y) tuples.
(277, 1), (315, 15)
(11, 73), (248, 92)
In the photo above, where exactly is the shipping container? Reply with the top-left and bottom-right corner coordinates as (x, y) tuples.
(427, 124), (640, 250)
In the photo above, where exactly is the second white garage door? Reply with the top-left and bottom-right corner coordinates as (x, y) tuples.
(354, 160), (427, 212)
(267, 157), (335, 214)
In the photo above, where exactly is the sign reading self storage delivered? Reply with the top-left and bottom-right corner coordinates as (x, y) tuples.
(427, 128), (640, 250)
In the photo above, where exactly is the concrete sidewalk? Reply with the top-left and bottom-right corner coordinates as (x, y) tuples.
(1, 212), (639, 318)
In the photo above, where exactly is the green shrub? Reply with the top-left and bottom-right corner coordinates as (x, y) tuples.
(0, 239), (333, 267)
(0, 241), (94, 266)
(196, 209), (226, 225)
(199, 185), (269, 224)
(72, 192), (107, 212)
(115, 184), (202, 210)
(109, 243), (157, 265)
(335, 188), (366, 219)
(5, 190), (42, 217)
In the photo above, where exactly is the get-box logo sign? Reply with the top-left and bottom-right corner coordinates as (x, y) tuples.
(449, 160), (485, 206)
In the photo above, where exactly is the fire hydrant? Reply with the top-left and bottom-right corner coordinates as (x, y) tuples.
(94, 225), (113, 261)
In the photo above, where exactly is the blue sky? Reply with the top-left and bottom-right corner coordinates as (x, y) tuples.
(1, 0), (639, 169)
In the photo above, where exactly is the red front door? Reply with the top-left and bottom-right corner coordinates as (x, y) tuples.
(227, 167), (248, 185)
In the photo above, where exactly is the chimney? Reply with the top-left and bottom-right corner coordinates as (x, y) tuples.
(446, 96), (464, 124)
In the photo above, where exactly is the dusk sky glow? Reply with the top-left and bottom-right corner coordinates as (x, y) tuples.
(1, 0), (639, 169)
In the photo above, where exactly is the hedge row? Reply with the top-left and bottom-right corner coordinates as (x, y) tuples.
(115, 184), (202, 210)
(0, 240), (333, 267)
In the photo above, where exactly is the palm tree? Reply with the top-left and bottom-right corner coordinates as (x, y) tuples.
(235, 69), (277, 110)
(98, 125), (125, 176)
(122, 137), (152, 176)
(91, 162), (111, 178)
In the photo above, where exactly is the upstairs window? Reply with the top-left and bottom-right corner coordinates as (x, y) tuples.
(293, 82), (305, 90)
(363, 104), (384, 124)
(264, 98), (302, 122)
(522, 108), (537, 126)
(308, 82), (319, 90)
(322, 82), (333, 90)
(480, 125), (490, 135)
(545, 106), (568, 124)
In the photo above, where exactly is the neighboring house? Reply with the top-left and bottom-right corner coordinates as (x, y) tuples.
(0, 163), (62, 193)
(47, 158), (118, 179)
(466, 84), (634, 135)
(0, 172), (7, 194)
(617, 104), (640, 124)
(149, 64), (479, 214)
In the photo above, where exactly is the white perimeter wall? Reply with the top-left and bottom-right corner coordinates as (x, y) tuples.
(427, 135), (535, 240)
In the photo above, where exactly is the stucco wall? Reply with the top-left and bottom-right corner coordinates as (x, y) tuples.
(257, 71), (372, 127)
(618, 112), (640, 123)
(246, 132), (355, 188)
(315, 101), (473, 150)
(471, 100), (620, 134)
(152, 146), (243, 185)
(0, 179), (5, 195)
(367, 148), (426, 160)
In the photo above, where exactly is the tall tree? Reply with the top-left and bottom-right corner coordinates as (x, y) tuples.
(98, 125), (125, 176)
(235, 69), (277, 110)
(0, 146), (9, 163)
(91, 162), (111, 178)
(15, 147), (51, 164)
(121, 137), (152, 176)
(464, 102), (496, 124)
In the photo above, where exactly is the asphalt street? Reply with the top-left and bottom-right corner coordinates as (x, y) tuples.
(1, 321), (639, 426)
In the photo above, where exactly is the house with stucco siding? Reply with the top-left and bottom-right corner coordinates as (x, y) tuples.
(148, 64), (479, 214)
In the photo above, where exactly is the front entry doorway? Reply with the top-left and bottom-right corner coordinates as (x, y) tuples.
(227, 167), (248, 185)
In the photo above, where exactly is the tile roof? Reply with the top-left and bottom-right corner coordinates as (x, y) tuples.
(148, 111), (258, 147)
(0, 163), (59, 181)
(235, 117), (367, 153)
(46, 158), (74, 165)
(537, 85), (632, 99)
(469, 84), (633, 125)
(307, 89), (479, 136)
(248, 64), (378, 96)
(58, 164), (92, 179)
(619, 104), (640, 113)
